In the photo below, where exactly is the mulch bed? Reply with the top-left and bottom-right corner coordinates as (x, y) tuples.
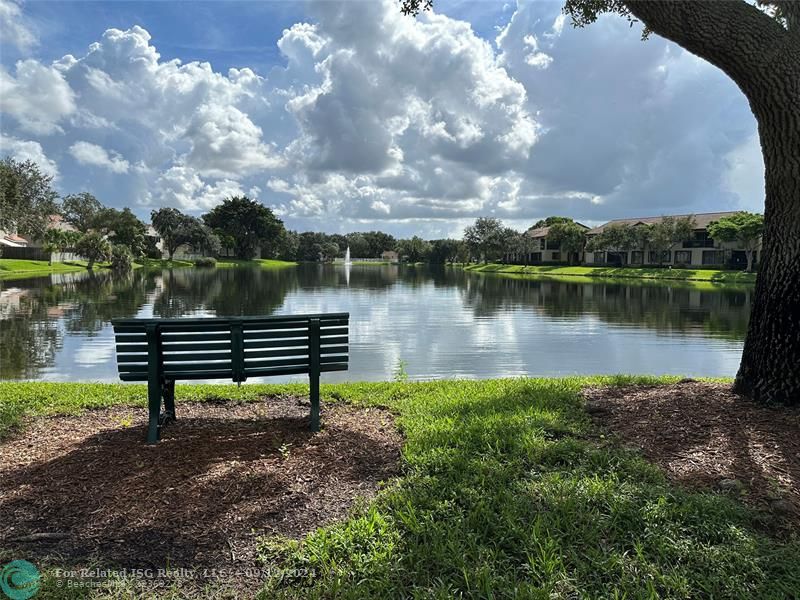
(584, 380), (800, 527)
(0, 396), (402, 576)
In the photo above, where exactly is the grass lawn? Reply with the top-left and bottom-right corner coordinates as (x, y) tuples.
(0, 259), (119, 281)
(465, 263), (757, 285)
(0, 258), (89, 280)
(216, 258), (298, 268)
(135, 257), (195, 269)
(1, 377), (797, 598)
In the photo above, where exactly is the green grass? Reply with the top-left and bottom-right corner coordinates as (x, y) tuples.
(135, 257), (195, 269)
(1, 378), (797, 598)
(465, 263), (757, 284)
(0, 259), (118, 280)
(0, 258), (87, 279)
(216, 258), (297, 268)
(345, 260), (393, 266)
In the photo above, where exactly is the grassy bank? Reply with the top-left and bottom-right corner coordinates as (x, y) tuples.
(135, 258), (195, 269)
(464, 263), (757, 284)
(0, 259), (114, 281)
(216, 258), (298, 268)
(2, 377), (797, 598)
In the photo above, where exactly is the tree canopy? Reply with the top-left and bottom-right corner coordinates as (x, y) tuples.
(0, 157), (58, 240)
(202, 196), (284, 260)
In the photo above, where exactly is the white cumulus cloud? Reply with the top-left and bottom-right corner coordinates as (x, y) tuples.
(69, 141), (130, 173)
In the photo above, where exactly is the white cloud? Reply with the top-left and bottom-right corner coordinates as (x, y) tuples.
(0, 0), (762, 237)
(69, 141), (130, 173)
(0, 0), (36, 50)
(0, 134), (59, 178)
(0, 59), (75, 134)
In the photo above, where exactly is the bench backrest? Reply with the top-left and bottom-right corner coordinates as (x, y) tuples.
(111, 313), (349, 382)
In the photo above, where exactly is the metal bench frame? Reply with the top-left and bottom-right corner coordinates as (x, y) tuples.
(111, 313), (349, 443)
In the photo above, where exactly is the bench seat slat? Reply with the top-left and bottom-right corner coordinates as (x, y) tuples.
(163, 352), (233, 362)
(244, 355), (348, 369)
(160, 332), (231, 342)
(243, 344), (348, 360)
(243, 338), (309, 350)
(161, 341), (231, 352)
(113, 312), (348, 326)
(115, 334), (147, 343)
(319, 327), (348, 337)
(116, 344), (148, 354)
(243, 319), (348, 331)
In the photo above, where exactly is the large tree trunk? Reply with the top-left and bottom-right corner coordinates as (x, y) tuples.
(626, 1), (800, 403)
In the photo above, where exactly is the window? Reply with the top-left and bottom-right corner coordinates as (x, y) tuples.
(649, 250), (671, 264)
(674, 251), (692, 264)
(631, 251), (643, 265)
(593, 252), (605, 264)
(539, 238), (546, 250)
(683, 230), (715, 248)
(702, 250), (725, 265)
(551, 252), (560, 261)
(545, 238), (560, 250)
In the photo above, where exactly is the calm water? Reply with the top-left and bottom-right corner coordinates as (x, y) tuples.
(0, 265), (751, 382)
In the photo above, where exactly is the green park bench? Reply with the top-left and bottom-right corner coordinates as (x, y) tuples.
(111, 313), (350, 443)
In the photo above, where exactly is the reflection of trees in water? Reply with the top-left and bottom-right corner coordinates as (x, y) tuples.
(0, 270), (153, 378)
(458, 274), (751, 340)
(153, 266), (300, 317)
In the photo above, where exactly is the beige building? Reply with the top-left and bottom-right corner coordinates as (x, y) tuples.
(585, 211), (760, 269)
(505, 223), (589, 265)
(381, 250), (399, 263)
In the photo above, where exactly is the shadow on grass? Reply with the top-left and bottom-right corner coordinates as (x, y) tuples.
(261, 380), (800, 598)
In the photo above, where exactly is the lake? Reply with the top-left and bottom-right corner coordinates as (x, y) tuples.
(0, 264), (751, 382)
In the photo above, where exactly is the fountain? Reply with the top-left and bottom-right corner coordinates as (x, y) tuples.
(344, 246), (351, 265)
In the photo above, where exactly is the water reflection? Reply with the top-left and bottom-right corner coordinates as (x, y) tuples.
(0, 265), (749, 381)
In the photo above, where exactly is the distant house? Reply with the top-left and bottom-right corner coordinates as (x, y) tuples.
(24, 215), (79, 248)
(381, 250), (399, 263)
(505, 223), (589, 265)
(585, 211), (759, 269)
(0, 232), (29, 248)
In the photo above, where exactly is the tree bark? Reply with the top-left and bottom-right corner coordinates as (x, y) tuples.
(625, 0), (800, 403)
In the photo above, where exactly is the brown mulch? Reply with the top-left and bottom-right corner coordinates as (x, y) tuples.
(0, 396), (402, 573)
(584, 380), (800, 526)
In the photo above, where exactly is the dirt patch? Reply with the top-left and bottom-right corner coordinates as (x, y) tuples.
(0, 396), (402, 574)
(584, 381), (800, 526)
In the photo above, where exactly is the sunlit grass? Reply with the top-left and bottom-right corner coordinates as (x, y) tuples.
(465, 263), (757, 285)
(2, 377), (797, 598)
(0, 258), (88, 279)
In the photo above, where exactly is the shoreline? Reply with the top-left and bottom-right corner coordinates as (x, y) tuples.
(461, 262), (757, 284)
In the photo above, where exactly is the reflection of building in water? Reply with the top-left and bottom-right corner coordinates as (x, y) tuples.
(0, 287), (31, 319)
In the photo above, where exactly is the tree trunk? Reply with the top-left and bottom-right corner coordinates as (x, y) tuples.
(734, 101), (800, 403)
(87, 258), (95, 270)
(624, 1), (800, 403)
(745, 249), (753, 273)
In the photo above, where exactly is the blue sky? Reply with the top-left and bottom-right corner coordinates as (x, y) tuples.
(1, 0), (764, 237)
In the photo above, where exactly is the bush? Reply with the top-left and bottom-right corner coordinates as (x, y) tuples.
(110, 244), (133, 272)
(194, 257), (217, 268)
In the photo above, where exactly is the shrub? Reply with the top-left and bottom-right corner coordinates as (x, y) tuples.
(194, 257), (217, 268)
(110, 244), (133, 272)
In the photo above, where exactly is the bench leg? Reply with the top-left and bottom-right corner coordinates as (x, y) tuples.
(309, 371), (320, 432)
(163, 380), (176, 422)
(146, 378), (161, 444)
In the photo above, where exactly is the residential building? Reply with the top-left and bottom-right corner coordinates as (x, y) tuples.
(505, 223), (589, 265)
(381, 250), (399, 263)
(585, 211), (759, 269)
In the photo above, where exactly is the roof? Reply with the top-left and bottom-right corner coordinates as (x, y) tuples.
(1, 234), (29, 247)
(47, 214), (79, 232)
(525, 222), (589, 238)
(587, 211), (739, 235)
